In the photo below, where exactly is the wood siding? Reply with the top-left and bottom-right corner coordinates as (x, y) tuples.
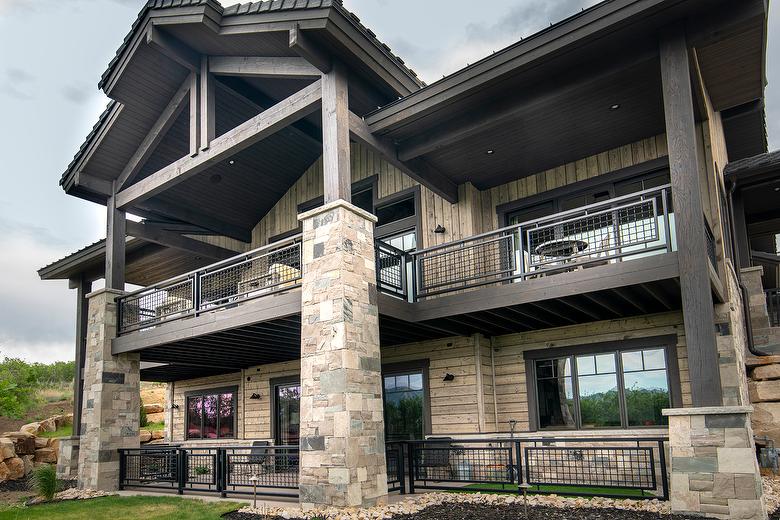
(166, 312), (689, 441)
(249, 136), (670, 250)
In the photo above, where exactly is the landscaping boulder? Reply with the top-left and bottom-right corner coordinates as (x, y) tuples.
(0, 438), (15, 460)
(753, 364), (780, 381)
(49, 438), (60, 454)
(38, 418), (56, 433)
(5, 457), (24, 480)
(143, 403), (164, 414)
(34, 437), (48, 449)
(146, 412), (165, 423)
(151, 430), (164, 440)
(3, 432), (36, 456)
(0, 461), (10, 483)
(749, 380), (780, 402)
(19, 422), (40, 435)
(34, 447), (57, 464)
(52, 414), (73, 428)
(21, 455), (34, 476)
(753, 402), (780, 445)
(139, 430), (152, 443)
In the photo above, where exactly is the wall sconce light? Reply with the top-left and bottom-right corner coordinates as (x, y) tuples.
(434, 224), (446, 233)
(443, 373), (455, 382)
(171, 403), (179, 410)
(250, 393), (261, 400)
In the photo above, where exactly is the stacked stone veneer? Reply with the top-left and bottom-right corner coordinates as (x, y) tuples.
(665, 407), (766, 519)
(297, 200), (387, 510)
(78, 288), (140, 490)
(715, 263), (753, 407)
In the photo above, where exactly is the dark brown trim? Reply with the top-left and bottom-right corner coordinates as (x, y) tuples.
(524, 335), (681, 432)
(375, 185), (422, 241)
(496, 157), (669, 226)
(382, 359), (432, 437)
(269, 375), (300, 445)
(183, 385), (239, 440)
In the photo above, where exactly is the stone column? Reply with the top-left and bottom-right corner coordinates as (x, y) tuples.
(56, 436), (80, 480)
(664, 406), (767, 520)
(297, 200), (387, 510)
(77, 288), (140, 490)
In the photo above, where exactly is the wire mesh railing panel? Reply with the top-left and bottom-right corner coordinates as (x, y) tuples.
(224, 446), (299, 491)
(117, 237), (301, 334)
(524, 446), (655, 489)
(411, 442), (515, 487)
(119, 448), (179, 489)
(376, 241), (407, 298)
(200, 243), (302, 310)
(185, 450), (218, 487)
(119, 279), (194, 334)
(386, 442), (405, 492)
(415, 234), (515, 298)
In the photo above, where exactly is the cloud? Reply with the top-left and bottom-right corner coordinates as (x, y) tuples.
(0, 67), (36, 100)
(0, 217), (77, 363)
(61, 84), (91, 105)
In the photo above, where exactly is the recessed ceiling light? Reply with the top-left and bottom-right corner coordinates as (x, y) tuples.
(775, 187), (780, 192)
(610, 104), (620, 110)
(229, 160), (235, 165)
(486, 149), (495, 155)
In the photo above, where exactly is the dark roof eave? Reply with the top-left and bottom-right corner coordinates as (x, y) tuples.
(724, 150), (780, 184)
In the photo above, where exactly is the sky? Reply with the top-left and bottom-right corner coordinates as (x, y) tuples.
(0, 0), (777, 364)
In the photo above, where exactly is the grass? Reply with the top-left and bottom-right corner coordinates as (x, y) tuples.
(37, 424), (72, 439)
(0, 496), (245, 520)
(458, 482), (653, 498)
(143, 421), (165, 432)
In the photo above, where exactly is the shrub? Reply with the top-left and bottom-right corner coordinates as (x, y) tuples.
(0, 357), (40, 418)
(194, 466), (209, 475)
(29, 464), (59, 501)
(140, 398), (148, 427)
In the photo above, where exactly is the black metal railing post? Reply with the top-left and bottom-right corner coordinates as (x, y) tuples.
(658, 439), (669, 501)
(514, 440), (523, 492)
(218, 448), (227, 498)
(407, 442), (416, 494)
(177, 448), (186, 495)
(118, 449), (126, 490)
(398, 443), (407, 495)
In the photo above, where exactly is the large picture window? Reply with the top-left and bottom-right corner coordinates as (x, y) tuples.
(527, 339), (678, 430)
(185, 387), (236, 439)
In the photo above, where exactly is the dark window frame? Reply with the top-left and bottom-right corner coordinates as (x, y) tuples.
(496, 158), (670, 227)
(375, 185), (422, 241)
(269, 375), (300, 446)
(184, 385), (238, 440)
(524, 336), (681, 431)
(382, 359), (432, 439)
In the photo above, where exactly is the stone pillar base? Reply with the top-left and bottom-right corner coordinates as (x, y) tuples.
(56, 436), (80, 480)
(664, 406), (767, 520)
(77, 288), (140, 491)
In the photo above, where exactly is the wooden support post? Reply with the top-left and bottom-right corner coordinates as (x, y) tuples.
(200, 56), (215, 152)
(105, 191), (126, 290)
(189, 72), (200, 156)
(321, 61), (351, 203)
(69, 276), (90, 437)
(660, 23), (722, 406)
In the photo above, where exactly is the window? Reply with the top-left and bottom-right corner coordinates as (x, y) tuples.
(528, 340), (676, 430)
(376, 196), (416, 226)
(186, 388), (236, 439)
(272, 379), (300, 446)
(382, 362), (429, 441)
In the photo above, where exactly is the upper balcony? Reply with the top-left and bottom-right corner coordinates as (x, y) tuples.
(115, 184), (689, 369)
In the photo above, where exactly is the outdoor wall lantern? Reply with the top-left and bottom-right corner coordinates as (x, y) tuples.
(443, 373), (455, 382)
(250, 393), (261, 400)
(434, 224), (446, 233)
(171, 403), (179, 410)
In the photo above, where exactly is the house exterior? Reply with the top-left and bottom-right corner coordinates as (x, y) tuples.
(37, 0), (778, 518)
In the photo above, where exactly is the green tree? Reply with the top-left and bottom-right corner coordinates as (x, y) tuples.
(0, 357), (40, 418)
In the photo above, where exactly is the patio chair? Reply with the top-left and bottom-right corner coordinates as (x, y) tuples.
(418, 437), (454, 481)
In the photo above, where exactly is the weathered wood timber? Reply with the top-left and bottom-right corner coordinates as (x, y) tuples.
(321, 62), (351, 203)
(660, 23), (722, 407)
(288, 24), (331, 74)
(115, 80), (323, 209)
(209, 56), (320, 79)
(105, 193), (126, 290)
(125, 221), (237, 260)
(200, 56), (215, 152)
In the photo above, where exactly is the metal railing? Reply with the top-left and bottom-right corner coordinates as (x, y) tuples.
(119, 437), (668, 500)
(704, 218), (718, 272)
(767, 288), (780, 328)
(375, 240), (408, 297)
(399, 185), (673, 300)
(118, 236), (302, 335)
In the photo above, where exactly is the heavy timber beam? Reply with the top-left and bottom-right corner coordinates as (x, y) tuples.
(289, 24), (331, 74)
(146, 24), (199, 72)
(660, 23), (722, 406)
(116, 74), (192, 190)
(115, 80), (322, 209)
(348, 111), (459, 203)
(125, 221), (238, 260)
(105, 192), (126, 290)
(209, 56), (321, 79)
(200, 57), (215, 151)
(321, 61), (351, 202)
(135, 199), (251, 243)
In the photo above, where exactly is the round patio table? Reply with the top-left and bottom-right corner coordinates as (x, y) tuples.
(534, 238), (589, 258)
